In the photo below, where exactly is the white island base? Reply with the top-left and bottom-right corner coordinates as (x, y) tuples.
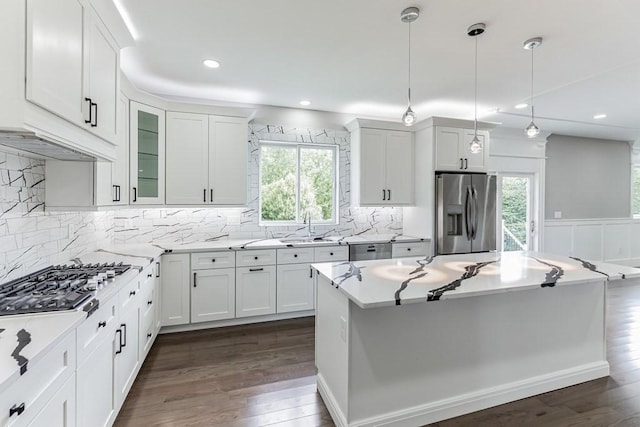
(315, 275), (609, 427)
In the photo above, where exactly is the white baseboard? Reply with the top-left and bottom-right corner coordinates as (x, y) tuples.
(159, 310), (314, 334)
(321, 362), (609, 427)
(317, 373), (348, 427)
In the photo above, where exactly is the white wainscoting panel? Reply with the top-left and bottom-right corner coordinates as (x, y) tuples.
(544, 219), (640, 267)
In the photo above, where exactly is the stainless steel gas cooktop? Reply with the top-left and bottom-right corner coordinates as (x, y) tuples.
(0, 263), (132, 316)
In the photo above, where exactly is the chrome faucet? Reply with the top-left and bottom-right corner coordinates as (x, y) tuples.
(303, 211), (312, 238)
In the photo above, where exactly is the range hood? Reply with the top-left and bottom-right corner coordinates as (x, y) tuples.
(0, 131), (96, 161)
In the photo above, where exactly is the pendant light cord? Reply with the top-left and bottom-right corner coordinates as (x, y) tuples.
(408, 21), (412, 106)
(530, 46), (534, 121)
(474, 35), (478, 134)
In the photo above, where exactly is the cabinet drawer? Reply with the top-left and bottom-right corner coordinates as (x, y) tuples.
(277, 248), (314, 265)
(118, 273), (141, 314)
(392, 242), (428, 258)
(236, 249), (276, 267)
(314, 246), (349, 263)
(76, 295), (118, 365)
(191, 251), (235, 270)
(0, 331), (75, 427)
(139, 300), (155, 358)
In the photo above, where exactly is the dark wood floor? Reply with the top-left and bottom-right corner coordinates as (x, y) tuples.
(115, 283), (640, 427)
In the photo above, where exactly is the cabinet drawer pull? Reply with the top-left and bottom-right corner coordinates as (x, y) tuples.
(84, 97), (92, 124)
(148, 300), (153, 305)
(115, 328), (122, 355)
(147, 273), (152, 278)
(129, 290), (136, 297)
(249, 268), (264, 272)
(98, 321), (106, 328)
(10, 402), (25, 417)
(147, 333), (152, 338)
(407, 248), (411, 251)
(91, 102), (98, 127)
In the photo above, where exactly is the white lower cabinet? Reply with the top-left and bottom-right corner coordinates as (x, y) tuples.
(161, 254), (190, 326)
(77, 329), (116, 427)
(192, 268), (236, 323)
(277, 263), (314, 313)
(236, 265), (276, 318)
(113, 295), (140, 410)
(28, 373), (76, 427)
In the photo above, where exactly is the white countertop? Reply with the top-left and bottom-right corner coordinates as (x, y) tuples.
(312, 251), (640, 309)
(156, 234), (427, 252)
(0, 311), (84, 394)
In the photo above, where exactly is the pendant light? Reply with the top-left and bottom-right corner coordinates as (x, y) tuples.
(400, 7), (419, 126)
(523, 37), (542, 138)
(467, 23), (485, 154)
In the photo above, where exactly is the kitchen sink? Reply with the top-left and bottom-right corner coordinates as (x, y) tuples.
(278, 237), (330, 244)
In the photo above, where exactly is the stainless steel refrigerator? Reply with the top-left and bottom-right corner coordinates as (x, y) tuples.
(435, 172), (496, 255)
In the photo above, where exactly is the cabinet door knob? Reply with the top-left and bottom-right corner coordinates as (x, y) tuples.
(294, 254), (298, 258)
(211, 259), (216, 263)
(330, 252), (334, 256)
(407, 248), (411, 251)
(98, 321), (107, 328)
(10, 402), (25, 417)
(254, 256), (258, 260)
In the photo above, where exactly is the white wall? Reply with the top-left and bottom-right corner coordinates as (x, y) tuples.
(545, 134), (631, 220)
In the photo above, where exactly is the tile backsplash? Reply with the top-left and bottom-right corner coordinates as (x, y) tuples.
(113, 123), (402, 244)
(0, 122), (403, 281)
(0, 150), (113, 283)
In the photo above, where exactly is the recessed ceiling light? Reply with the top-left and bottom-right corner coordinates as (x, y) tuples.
(299, 100), (311, 106)
(203, 59), (220, 69)
(515, 103), (528, 109)
(593, 113), (607, 119)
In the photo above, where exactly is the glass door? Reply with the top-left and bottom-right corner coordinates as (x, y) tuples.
(130, 101), (165, 204)
(499, 174), (535, 251)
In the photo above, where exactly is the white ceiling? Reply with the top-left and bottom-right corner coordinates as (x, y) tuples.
(118, 0), (640, 141)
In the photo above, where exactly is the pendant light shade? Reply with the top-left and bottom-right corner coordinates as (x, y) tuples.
(523, 37), (542, 138)
(401, 7), (419, 126)
(467, 23), (485, 154)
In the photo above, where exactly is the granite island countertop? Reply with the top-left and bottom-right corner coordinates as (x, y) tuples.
(312, 251), (640, 309)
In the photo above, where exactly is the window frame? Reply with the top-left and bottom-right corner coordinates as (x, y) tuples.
(632, 165), (640, 219)
(258, 140), (339, 226)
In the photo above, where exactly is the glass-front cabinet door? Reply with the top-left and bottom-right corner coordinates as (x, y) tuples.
(130, 101), (165, 204)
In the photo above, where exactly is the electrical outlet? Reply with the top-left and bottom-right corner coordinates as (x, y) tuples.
(554, 211), (562, 219)
(340, 316), (347, 343)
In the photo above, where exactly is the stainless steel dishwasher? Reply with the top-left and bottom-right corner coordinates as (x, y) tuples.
(349, 242), (392, 261)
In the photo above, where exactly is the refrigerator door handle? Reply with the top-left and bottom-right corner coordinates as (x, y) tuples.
(465, 187), (472, 240)
(471, 186), (479, 239)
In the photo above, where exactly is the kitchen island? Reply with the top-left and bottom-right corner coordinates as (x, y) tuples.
(312, 251), (640, 427)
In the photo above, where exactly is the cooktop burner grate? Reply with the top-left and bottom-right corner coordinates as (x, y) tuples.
(0, 262), (132, 316)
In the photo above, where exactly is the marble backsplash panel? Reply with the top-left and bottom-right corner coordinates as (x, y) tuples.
(0, 149), (113, 283)
(113, 123), (403, 244)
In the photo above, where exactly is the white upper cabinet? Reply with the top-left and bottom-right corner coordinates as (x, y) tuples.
(435, 126), (489, 172)
(130, 102), (166, 205)
(25, 0), (84, 126)
(83, 7), (119, 143)
(165, 112), (247, 206)
(24, 0), (120, 145)
(165, 112), (209, 204)
(96, 93), (129, 206)
(351, 124), (414, 206)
